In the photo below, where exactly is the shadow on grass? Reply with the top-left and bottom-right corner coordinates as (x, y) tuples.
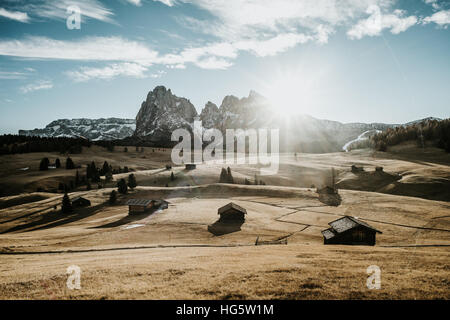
(0, 202), (107, 234)
(207, 220), (244, 236)
(93, 206), (162, 229)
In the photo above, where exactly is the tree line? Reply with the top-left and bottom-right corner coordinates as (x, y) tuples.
(0, 135), (90, 155)
(371, 119), (450, 152)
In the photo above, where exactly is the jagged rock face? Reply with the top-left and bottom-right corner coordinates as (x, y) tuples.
(135, 86), (198, 142)
(200, 101), (221, 129)
(198, 91), (271, 131)
(19, 118), (135, 141)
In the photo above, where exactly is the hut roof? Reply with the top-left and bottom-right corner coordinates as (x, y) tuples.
(328, 216), (382, 234)
(218, 202), (247, 215)
(126, 199), (153, 206)
(321, 228), (336, 240)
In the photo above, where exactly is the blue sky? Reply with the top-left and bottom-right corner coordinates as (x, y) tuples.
(0, 0), (449, 134)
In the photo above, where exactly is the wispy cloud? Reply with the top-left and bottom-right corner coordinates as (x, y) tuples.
(3, 0), (114, 24)
(66, 62), (150, 82)
(0, 0), (446, 77)
(347, 5), (418, 39)
(0, 7), (29, 22)
(0, 68), (36, 79)
(125, 0), (142, 6)
(0, 71), (28, 79)
(0, 34), (313, 71)
(20, 80), (53, 93)
(423, 10), (450, 26)
(423, 0), (442, 10)
(153, 0), (176, 6)
(175, 0), (393, 41)
(0, 36), (158, 63)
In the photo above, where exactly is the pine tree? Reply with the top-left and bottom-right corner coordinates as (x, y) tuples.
(117, 178), (128, 194)
(61, 193), (73, 214)
(90, 161), (100, 182)
(109, 190), (117, 205)
(102, 161), (110, 176)
(75, 170), (80, 186)
(66, 157), (75, 169)
(105, 171), (113, 182)
(226, 167), (234, 183)
(128, 173), (137, 189)
(55, 158), (61, 168)
(170, 172), (175, 181)
(86, 163), (92, 180)
(219, 168), (228, 183)
(124, 147), (128, 152)
(86, 180), (91, 191)
(39, 157), (50, 171)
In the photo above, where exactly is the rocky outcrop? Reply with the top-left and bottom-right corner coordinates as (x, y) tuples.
(134, 86), (197, 143)
(200, 101), (221, 129)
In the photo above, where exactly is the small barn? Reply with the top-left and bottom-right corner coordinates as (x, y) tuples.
(71, 196), (91, 207)
(126, 199), (169, 215)
(218, 202), (247, 222)
(126, 199), (153, 215)
(321, 216), (382, 246)
(185, 163), (196, 170)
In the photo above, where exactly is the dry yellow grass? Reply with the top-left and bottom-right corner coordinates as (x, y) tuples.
(0, 146), (449, 299)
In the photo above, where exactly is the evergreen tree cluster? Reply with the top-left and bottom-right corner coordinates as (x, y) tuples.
(219, 167), (234, 183)
(39, 157), (75, 171)
(371, 119), (450, 152)
(0, 135), (90, 155)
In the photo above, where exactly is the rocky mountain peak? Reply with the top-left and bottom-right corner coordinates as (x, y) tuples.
(135, 85), (198, 142)
(200, 101), (221, 129)
(19, 118), (135, 141)
(220, 95), (240, 113)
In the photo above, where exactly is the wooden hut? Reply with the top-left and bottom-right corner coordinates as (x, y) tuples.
(126, 199), (169, 215)
(321, 216), (382, 246)
(126, 199), (153, 215)
(218, 202), (247, 222)
(71, 196), (91, 207)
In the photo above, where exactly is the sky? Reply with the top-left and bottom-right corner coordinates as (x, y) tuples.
(0, 0), (449, 134)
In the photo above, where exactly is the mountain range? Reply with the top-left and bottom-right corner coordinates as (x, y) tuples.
(18, 86), (441, 153)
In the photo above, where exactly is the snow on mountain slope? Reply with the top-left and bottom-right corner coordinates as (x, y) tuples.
(19, 118), (135, 141)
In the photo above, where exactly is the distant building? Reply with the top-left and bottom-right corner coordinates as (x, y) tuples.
(71, 196), (91, 207)
(217, 202), (247, 222)
(321, 216), (382, 246)
(126, 199), (168, 215)
(185, 163), (196, 170)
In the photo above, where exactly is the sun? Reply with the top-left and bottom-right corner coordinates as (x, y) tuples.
(265, 76), (309, 115)
(258, 63), (327, 117)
